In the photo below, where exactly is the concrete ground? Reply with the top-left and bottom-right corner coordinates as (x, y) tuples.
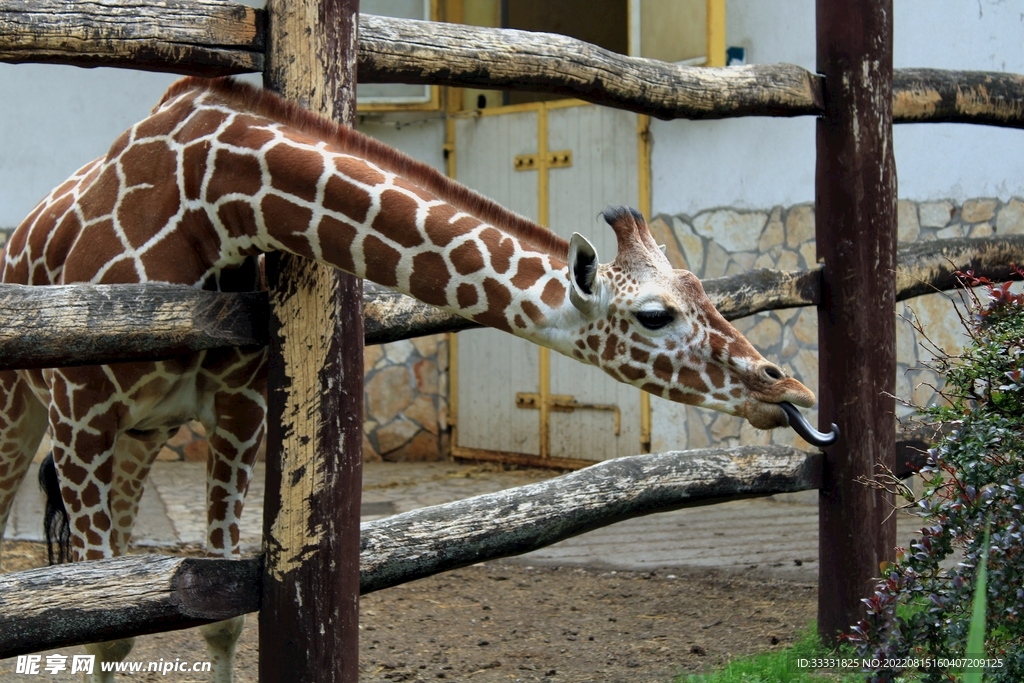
(7, 458), (928, 581)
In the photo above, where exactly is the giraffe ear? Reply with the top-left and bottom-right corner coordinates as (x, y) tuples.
(568, 232), (599, 318)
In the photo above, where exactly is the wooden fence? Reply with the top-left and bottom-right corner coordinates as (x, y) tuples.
(1, 0), (1023, 680)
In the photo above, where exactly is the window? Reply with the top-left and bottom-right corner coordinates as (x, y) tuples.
(357, 0), (440, 110)
(633, 0), (710, 66)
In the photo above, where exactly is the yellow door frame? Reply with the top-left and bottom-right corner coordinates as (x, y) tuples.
(637, 113), (653, 453)
(706, 0), (727, 67)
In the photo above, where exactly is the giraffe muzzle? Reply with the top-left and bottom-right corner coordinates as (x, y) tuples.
(778, 402), (839, 447)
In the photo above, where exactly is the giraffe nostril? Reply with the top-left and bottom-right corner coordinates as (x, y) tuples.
(761, 365), (785, 382)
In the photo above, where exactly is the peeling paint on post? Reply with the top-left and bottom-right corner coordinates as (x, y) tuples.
(815, 0), (897, 642)
(261, 1), (363, 681)
(264, 266), (334, 582)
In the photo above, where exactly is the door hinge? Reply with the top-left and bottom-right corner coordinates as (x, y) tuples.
(513, 150), (573, 171)
(513, 153), (539, 171)
(515, 392), (620, 435)
(547, 149), (572, 169)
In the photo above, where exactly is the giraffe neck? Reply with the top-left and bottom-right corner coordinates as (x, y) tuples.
(176, 79), (579, 351)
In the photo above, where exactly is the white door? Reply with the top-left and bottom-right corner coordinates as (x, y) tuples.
(452, 102), (645, 466)
(546, 104), (643, 462)
(453, 108), (542, 457)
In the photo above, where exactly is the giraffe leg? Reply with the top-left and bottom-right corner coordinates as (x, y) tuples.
(82, 429), (172, 682)
(50, 435), (139, 683)
(82, 638), (135, 683)
(199, 615), (246, 683)
(0, 370), (48, 569)
(108, 428), (172, 556)
(199, 350), (268, 683)
(44, 369), (171, 681)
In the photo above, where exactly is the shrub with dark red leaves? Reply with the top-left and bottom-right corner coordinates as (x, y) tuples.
(849, 268), (1024, 683)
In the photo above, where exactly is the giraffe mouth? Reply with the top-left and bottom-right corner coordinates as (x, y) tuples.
(778, 402), (839, 447)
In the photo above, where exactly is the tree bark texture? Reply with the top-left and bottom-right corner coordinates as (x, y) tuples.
(893, 234), (1024, 300)
(0, 0), (263, 74)
(815, 0), (898, 643)
(259, 1), (362, 682)
(1, 236), (1022, 371)
(355, 14), (823, 120)
(357, 446), (822, 594)
(361, 281), (480, 343)
(893, 68), (1024, 128)
(0, 285), (267, 370)
(0, 555), (261, 660)
(2, 3), (1024, 127)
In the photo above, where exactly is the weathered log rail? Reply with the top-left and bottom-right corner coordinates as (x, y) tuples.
(0, 284), (269, 369)
(0, 444), (852, 659)
(0, 0), (265, 74)
(0, 555), (261, 659)
(2, 3), (1024, 127)
(1, 236), (1020, 371)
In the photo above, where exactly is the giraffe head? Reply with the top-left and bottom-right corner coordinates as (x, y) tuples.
(562, 206), (815, 431)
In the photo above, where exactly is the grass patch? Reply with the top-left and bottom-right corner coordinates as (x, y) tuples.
(674, 625), (864, 683)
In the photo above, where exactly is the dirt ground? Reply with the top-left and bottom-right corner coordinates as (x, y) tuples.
(1, 539), (818, 683)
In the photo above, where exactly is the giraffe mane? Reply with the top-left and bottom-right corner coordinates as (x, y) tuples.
(159, 77), (570, 261)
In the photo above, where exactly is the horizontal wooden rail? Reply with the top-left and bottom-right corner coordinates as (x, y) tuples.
(894, 234), (1024, 300)
(357, 445), (824, 595)
(0, 555), (261, 659)
(0, 270), (812, 369)
(0, 0), (264, 74)
(0, 284), (268, 369)
(362, 282), (477, 343)
(357, 15), (823, 120)
(893, 69), (1024, 129)
(1, 3), (1023, 127)
(2, 236), (1022, 370)
(0, 439), (931, 658)
(358, 17), (1024, 128)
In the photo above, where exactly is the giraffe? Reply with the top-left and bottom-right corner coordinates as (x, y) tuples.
(0, 77), (820, 681)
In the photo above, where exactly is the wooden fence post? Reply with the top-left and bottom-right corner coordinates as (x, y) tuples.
(815, 0), (898, 641)
(260, 1), (363, 681)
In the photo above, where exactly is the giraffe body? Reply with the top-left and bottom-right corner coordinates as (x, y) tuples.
(0, 78), (815, 680)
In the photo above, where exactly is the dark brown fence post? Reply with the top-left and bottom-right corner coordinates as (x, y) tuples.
(815, 0), (898, 641)
(260, 1), (363, 681)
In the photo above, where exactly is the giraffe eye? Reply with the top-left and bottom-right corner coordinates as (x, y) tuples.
(633, 309), (674, 330)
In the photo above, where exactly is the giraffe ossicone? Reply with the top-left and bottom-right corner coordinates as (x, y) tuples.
(0, 77), (820, 681)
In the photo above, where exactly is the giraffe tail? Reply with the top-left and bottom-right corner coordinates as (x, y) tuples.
(38, 453), (72, 565)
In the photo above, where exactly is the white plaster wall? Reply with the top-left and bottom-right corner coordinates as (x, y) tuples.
(357, 115), (447, 173)
(0, 65), (183, 228)
(651, 0), (1024, 217)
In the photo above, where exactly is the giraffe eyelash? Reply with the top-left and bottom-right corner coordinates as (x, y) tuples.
(633, 309), (675, 330)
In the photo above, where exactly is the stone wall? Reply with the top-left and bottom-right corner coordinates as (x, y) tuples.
(645, 197), (1024, 452)
(362, 335), (449, 462)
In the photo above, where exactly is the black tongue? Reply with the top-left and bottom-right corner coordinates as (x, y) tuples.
(778, 402), (839, 447)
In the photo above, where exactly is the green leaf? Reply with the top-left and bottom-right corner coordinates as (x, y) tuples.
(962, 524), (990, 683)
